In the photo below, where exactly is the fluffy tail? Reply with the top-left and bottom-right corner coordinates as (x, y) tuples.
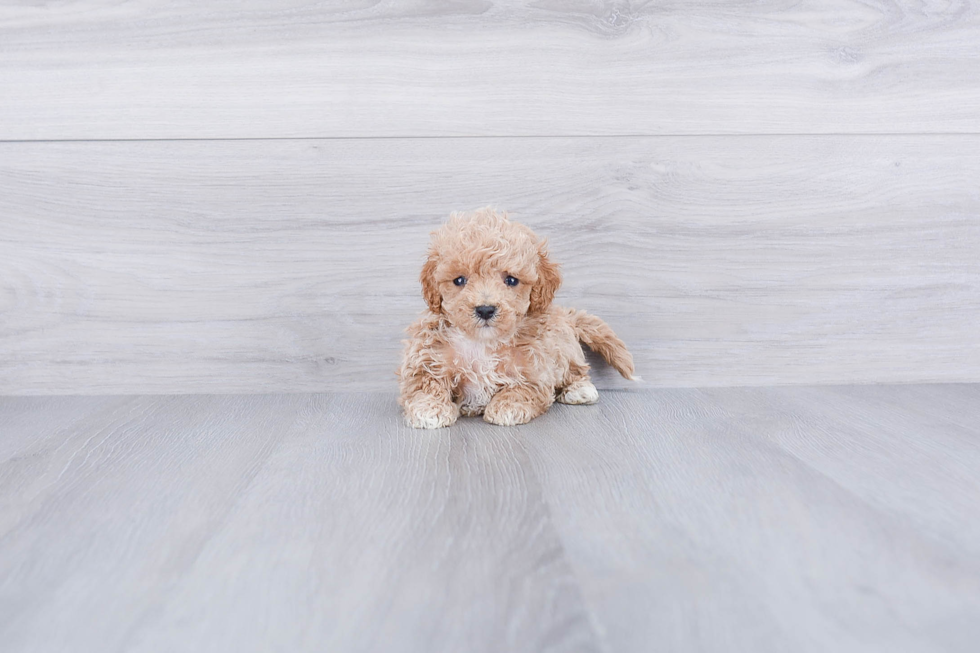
(570, 309), (640, 381)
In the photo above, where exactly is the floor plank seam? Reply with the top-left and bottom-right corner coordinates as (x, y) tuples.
(3, 131), (980, 145)
(511, 429), (612, 653)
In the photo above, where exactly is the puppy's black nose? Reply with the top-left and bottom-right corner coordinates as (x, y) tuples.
(475, 305), (497, 321)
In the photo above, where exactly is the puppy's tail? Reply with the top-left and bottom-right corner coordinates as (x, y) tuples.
(570, 309), (640, 381)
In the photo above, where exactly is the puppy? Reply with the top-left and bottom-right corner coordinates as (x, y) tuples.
(398, 208), (637, 428)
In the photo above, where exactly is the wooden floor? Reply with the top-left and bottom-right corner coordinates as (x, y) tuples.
(2, 385), (978, 652)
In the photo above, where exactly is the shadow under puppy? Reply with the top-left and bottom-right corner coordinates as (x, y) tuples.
(398, 208), (637, 428)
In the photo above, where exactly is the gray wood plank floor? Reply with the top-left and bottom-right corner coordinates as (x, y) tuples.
(3, 136), (978, 394)
(2, 386), (978, 652)
(2, 1), (979, 138)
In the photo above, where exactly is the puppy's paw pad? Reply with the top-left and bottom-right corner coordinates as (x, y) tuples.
(557, 380), (599, 405)
(404, 401), (457, 429)
(484, 402), (533, 426)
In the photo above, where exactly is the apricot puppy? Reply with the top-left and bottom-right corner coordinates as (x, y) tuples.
(398, 208), (637, 428)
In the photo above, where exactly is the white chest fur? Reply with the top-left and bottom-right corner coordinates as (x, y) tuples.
(448, 331), (503, 413)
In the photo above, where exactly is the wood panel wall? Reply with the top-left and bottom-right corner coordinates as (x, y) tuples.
(1, 1), (978, 394)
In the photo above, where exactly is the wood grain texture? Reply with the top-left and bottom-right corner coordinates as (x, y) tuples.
(2, 0), (979, 139)
(2, 136), (978, 394)
(522, 385), (980, 653)
(0, 393), (599, 653)
(1, 386), (978, 652)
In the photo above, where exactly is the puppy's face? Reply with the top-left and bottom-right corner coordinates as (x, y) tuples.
(420, 211), (561, 342)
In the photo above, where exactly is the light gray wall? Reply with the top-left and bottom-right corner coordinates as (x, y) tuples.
(1, 1), (978, 394)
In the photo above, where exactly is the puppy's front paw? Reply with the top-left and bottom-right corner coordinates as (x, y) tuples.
(483, 398), (535, 426)
(557, 379), (599, 405)
(404, 397), (458, 429)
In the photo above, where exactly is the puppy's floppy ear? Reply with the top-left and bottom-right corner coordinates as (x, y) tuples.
(420, 251), (442, 313)
(529, 245), (561, 314)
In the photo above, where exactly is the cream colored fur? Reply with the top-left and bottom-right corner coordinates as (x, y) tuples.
(398, 208), (637, 428)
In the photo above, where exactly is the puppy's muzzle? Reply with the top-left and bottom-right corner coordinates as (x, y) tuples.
(474, 305), (497, 321)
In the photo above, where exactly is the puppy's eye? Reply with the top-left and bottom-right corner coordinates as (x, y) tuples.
(453, 276), (467, 287)
(504, 275), (519, 287)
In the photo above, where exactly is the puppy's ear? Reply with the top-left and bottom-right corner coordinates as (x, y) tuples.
(529, 246), (561, 314)
(420, 251), (442, 313)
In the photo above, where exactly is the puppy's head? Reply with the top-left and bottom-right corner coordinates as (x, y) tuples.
(420, 208), (561, 342)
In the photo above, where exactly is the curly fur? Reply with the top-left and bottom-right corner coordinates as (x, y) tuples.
(398, 208), (637, 428)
